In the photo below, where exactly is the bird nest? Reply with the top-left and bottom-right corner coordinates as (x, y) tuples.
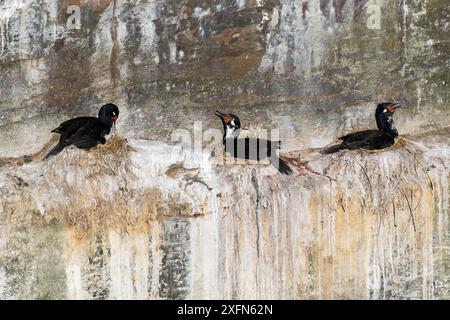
(85, 134), (137, 178)
(362, 137), (419, 156)
(44, 134), (137, 180)
(93, 134), (132, 154)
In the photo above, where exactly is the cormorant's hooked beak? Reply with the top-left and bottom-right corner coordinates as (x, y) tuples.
(215, 110), (225, 118)
(215, 111), (232, 124)
(387, 103), (402, 113)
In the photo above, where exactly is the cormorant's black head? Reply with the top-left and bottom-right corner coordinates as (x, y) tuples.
(375, 102), (401, 135)
(376, 102), (401, 116)
(215, 111), (241, 139)
(98, 103), (120, 126)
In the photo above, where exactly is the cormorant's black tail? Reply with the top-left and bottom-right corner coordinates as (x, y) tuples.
(43, 144), (64, 160)
(320, 144), (346, 154)
(271, 157), (293, 175)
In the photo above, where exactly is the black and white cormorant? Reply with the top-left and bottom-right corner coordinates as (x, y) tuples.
(321, 102), (402, 154)
(215, 111), (293, 175)
(43, 103), (120, 160)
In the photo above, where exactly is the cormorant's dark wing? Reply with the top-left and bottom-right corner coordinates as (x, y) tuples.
(44, 118), (101, 160)
(66, 127), (99, 149)
(51, 117), (96, 134)
(226, 138), (276, 161)
(341, 130), (393, 150)
(245, 138), (272, 160)
(224, 138), (293, 174)
(339, 130), (379, 142)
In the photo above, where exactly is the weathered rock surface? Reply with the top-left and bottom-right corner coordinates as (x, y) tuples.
(0, 0), (448, 157)
(0, 0), (449, 299)
(0, 132), (449, 299)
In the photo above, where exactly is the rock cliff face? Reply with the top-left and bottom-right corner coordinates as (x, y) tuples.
(0, 0), (449, 299)
(0, 134), (449, 299)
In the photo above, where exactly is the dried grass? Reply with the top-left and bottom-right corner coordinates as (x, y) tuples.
(50, 188), (166, 236)
(42, 134), (138, 181)
(0, 134), (202, 236)
(86, 134), (137, 179)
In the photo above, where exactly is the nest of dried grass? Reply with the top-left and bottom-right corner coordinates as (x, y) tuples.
(42, 134), (138, 182)
(85, 134), (137, 178)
